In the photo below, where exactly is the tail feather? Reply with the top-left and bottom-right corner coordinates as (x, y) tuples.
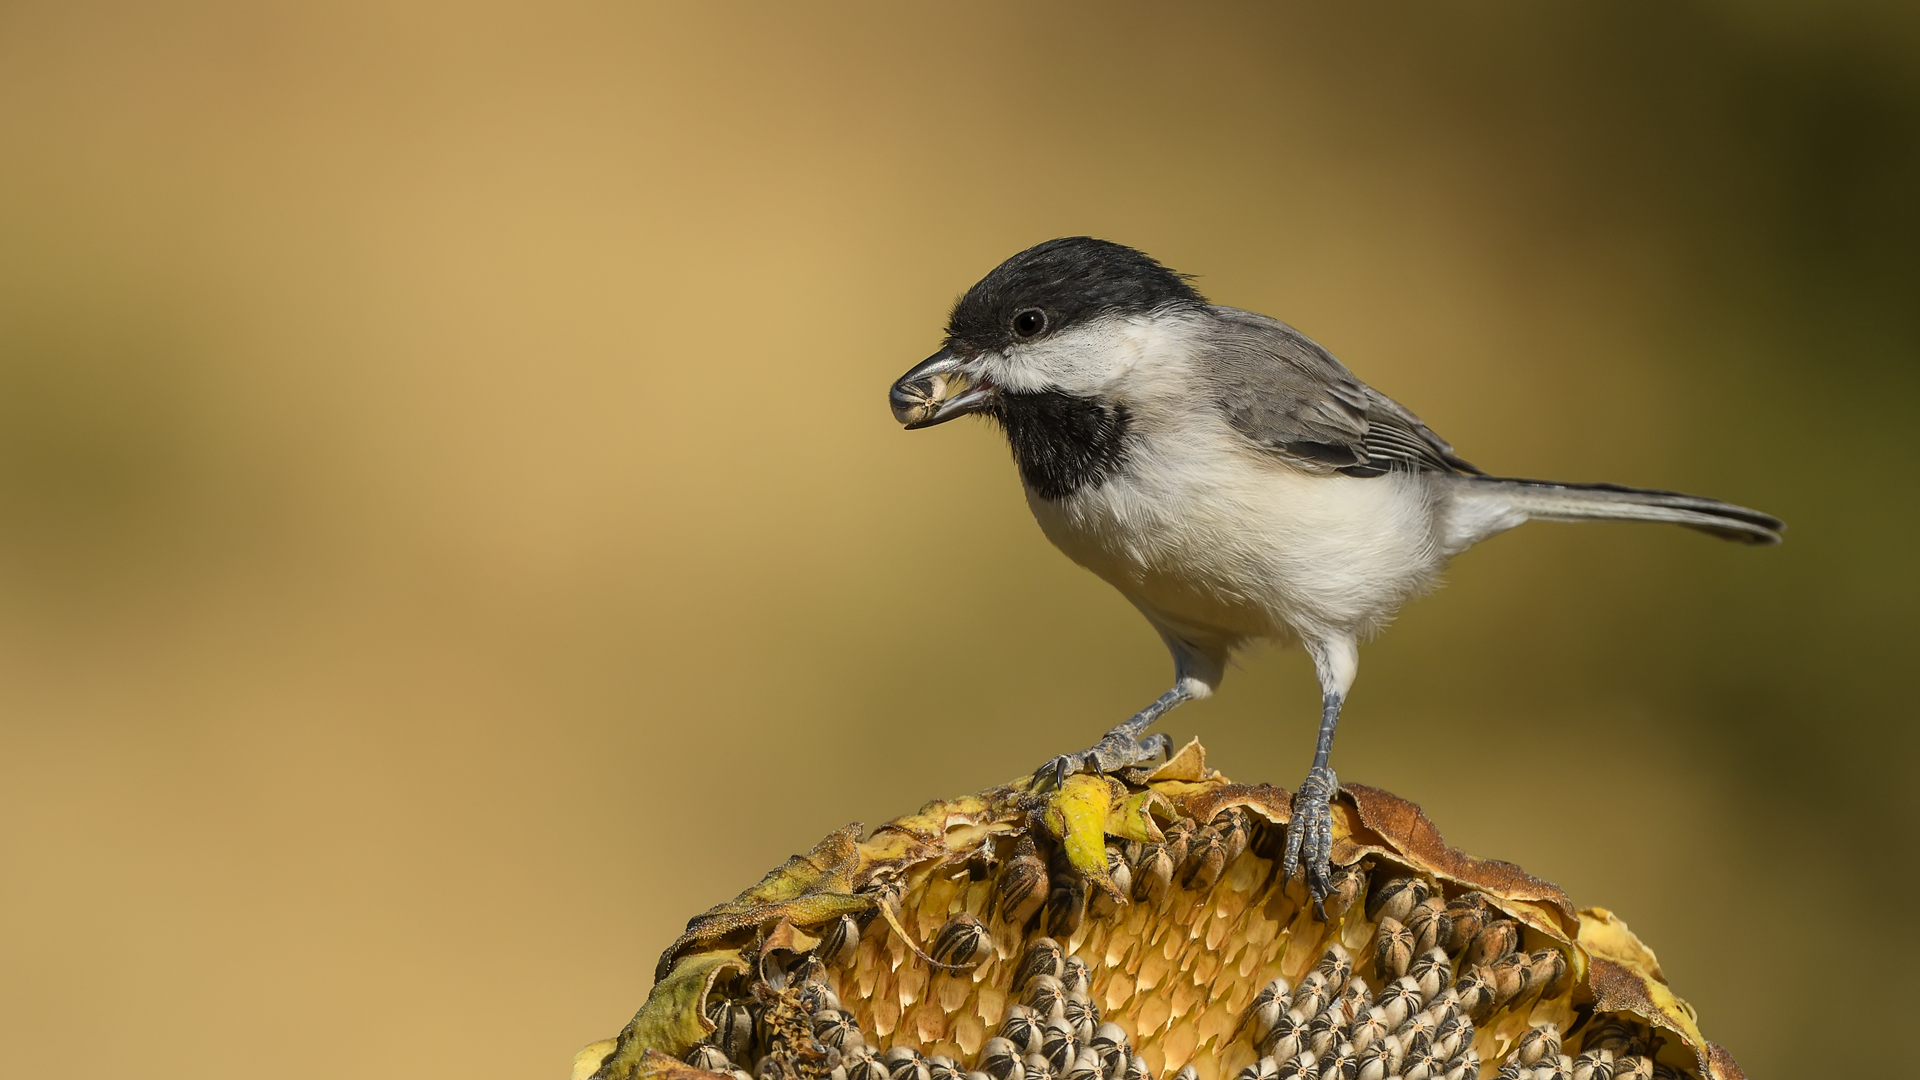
(1470, 476), (1785, 545)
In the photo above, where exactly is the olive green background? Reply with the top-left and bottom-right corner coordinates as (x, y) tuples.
(2, 3), (1914, 1078)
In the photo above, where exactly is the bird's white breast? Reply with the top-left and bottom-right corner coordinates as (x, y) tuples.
(1025, 401), (1450, 651)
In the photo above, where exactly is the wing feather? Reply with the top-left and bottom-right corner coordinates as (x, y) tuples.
(1201, 307), (1479, 477)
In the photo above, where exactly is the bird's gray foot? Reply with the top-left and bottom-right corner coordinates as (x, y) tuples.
(1281, 765), (1338, 914)
(1033, 727), (1174, 790)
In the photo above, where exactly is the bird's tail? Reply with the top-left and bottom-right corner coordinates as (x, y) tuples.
(1463, 476), (1785, 545)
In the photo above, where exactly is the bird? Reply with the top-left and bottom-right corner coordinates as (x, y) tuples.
(886, 237), (1782, 904)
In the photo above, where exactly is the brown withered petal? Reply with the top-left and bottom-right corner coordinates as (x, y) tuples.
(582, 741), (1742, 1080)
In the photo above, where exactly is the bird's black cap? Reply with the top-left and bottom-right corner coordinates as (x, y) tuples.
(944, 237), (1207, 355)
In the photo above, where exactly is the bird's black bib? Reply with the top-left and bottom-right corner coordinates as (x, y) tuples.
(992, 390), (1132, 502)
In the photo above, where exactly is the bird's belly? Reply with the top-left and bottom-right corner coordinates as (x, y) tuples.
(1026, 463), (1447, 641)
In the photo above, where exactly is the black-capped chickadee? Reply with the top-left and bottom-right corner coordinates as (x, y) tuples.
(888, 237), (1781, 903)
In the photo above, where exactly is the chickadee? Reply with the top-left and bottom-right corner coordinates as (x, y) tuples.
(888, 237), (1781, 903)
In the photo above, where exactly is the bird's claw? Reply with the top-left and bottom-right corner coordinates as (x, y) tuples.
(1032, 729), (1173, 790)
(1281, 765), (1339, 916)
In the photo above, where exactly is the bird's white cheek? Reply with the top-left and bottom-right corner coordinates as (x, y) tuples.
(991, 318), (1158, 397)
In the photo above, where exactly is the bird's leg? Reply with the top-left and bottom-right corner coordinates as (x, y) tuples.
(1282, 690), (1343, 914)
(1032, 684), (1192, 789)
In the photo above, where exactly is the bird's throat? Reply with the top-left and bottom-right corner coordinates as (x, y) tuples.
(991, 389), (1133, 501)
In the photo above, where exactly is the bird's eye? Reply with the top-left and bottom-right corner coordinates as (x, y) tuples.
(1011, 309), (1047, 339)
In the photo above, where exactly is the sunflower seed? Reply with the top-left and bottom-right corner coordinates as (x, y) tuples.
(1527, 949), (1568, 995)
(1365, 877), (1428, 925)
(1376, 978), (1421, 1029)
(1064, 1047), (1101, 1080)
(1000, 1004), (1043, 1054)
(819, 915), (861, 968)
(1261, 1012), (1307, 1061)
(1485, 951), (1532, 1006)
(1064, 993), (1099, 1043)
(1013, 939), (1065, 994)
(1314, 944), (1354, 988)
(1023, 975), (1067, 1019)
(847, 1055), (889, 1080)
(813, 1010), (862, 1052)
(930, 914), (989, 969)
(1237, 1057), (1279, 1080)
(1044, 880), (1087, 939)
(981, 1039), (1025, 1080)
(1443, 894), (1492, 955)
(998, 836), (1049, 929)
(1610, 1057), (1652, 1080)
(1462, 919), (1519, 968)
(1181, 827), (1227, 891)
(1041, 1018), (1076, 1072)
(1373, 916), (1414, 980)
(1515, 1024), (1561, 1065)
(1131, 846), (1173, 906)
(1062, 957), (1092, 996)
(1570, 1049), (1613, 1080)
(885, 1046), (932, 1080)
(1406, 897), (1451, 958)
(1408, 949), (1451, 1002)
(708, 1002), (755, 1065)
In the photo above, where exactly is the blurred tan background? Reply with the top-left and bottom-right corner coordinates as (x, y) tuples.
(1, 2), (1915, 1077)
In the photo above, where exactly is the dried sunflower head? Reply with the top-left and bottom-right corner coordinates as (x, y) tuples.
(577, 741), (1742, 1080)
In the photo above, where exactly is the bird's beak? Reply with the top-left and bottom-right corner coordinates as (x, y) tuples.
(889, 347), (996, 430)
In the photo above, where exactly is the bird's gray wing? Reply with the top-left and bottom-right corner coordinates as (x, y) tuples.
(1200, 306), (1481, 477)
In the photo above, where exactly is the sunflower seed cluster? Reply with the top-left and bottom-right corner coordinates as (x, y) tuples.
(670, 806), (1705, 1080)
(1233, 941), (1479, 1080)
